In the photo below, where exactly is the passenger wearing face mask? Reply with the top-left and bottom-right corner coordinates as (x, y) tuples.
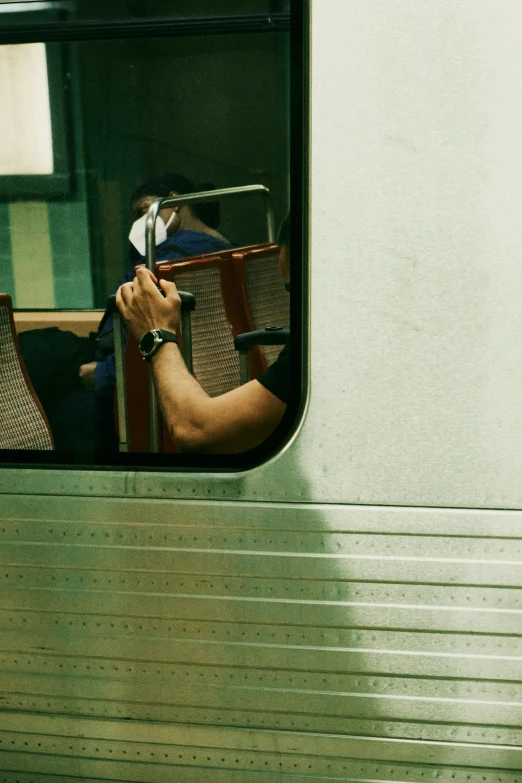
(80, 172), (234, 402)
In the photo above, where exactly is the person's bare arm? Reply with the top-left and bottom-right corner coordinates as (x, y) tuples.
(116, 268), (286, 454)
(151, 343), (285, 453)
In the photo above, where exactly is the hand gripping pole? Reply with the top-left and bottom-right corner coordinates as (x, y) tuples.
(106, 290), (196, 454)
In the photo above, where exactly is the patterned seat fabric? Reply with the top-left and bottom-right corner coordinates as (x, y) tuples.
(176, 267), (241, 397)
(0, 295), (54, 450)
(242, 247), (290, 366)
(162, 243), (289, 389)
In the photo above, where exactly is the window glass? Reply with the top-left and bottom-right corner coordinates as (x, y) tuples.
(0, 0), (304, 466)
(0, 43), (53, 175)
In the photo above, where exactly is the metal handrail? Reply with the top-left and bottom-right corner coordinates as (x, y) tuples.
(145, 184), (275, 272)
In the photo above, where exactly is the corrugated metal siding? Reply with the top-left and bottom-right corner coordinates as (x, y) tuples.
(0, 495), (520, 780)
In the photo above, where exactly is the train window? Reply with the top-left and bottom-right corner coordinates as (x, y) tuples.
(0, 43), (53, 175)
(0, 0), (306, 470)
(0, 6), (70, 199)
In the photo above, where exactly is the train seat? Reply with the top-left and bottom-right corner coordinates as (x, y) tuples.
(0, 294), (54, 450)
(235, 243), (290, 366)
(123, 243), (288, 452)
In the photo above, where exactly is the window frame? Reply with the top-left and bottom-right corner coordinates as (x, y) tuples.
(0, 8), (71, 200)
(0, 0), (308, 472)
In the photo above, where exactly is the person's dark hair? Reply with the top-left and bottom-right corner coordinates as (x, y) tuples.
(277, 212), (291, 250)
(130, 172), (221, 229)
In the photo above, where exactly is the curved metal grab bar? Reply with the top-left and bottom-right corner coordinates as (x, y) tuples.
(145, 184), (276, 272)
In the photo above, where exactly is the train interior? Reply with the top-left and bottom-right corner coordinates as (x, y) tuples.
(0, 0), (293, 459)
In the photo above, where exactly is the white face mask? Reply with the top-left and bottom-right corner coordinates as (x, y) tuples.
(128, 211), (176, 257)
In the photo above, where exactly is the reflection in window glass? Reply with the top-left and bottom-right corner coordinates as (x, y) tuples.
(0, 43), (53, 175)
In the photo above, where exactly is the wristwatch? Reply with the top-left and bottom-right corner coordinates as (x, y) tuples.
(139, 329), (178, 362)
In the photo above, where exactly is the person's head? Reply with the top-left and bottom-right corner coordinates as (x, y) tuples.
(277, 213), (291, 290)
(130, 172), (221, 236)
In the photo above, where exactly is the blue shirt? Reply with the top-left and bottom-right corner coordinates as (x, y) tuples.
(94, 230), (234, 392)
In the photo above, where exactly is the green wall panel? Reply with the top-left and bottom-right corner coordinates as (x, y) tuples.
(48, 199), (93, 308)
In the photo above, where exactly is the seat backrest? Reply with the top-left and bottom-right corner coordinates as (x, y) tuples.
(0, 294), (54, 450)
(158, 253), (266, 396)
(159, 242), (290, 387)
(234, 244), (290, 366)
(123, 243), (287, 452)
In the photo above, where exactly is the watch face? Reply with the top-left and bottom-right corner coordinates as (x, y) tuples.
(140, 330), (158, 356)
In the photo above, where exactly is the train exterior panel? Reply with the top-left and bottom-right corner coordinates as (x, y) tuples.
(0, 0), (521, 780)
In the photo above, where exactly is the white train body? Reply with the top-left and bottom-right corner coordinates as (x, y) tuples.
(0, 1), (521, 780)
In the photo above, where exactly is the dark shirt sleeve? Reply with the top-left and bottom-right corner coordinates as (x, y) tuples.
(256, 344), (290, 404)
(94, 352), (116, 393)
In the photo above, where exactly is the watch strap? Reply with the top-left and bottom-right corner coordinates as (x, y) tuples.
(141, 329), (178, 361)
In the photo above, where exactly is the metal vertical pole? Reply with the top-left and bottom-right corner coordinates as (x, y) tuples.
(144, 201), (162, 452)
(238, 351), (250, 386)
(113, 310), (130, 453)
(181, 311), (193, 374)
